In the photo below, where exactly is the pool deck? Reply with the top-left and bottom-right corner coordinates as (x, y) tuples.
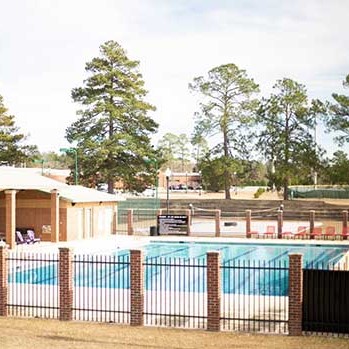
(8, 232), (349, 256)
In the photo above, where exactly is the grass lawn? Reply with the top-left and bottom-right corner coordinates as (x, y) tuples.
(1, 318), (348, 349)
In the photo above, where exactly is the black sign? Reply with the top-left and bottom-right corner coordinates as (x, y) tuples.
(157, 215), (189, 235)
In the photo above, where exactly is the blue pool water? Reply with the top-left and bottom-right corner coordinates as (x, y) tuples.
(10, 242), (349, 296)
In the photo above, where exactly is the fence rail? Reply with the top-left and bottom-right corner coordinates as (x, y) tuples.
(1, 247), (348, 337)
(6, 251), (59, 318)
(144, 257), (207, 329)
(73, 254), (130, 323)
(221, 260), (289, 334)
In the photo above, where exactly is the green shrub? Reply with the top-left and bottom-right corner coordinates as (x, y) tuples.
(254, 187), (266, 198)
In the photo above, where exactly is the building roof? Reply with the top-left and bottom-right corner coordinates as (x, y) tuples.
(0, 167), (124, 203)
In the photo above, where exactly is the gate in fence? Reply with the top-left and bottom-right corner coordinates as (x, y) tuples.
(302, 268), (349, 335)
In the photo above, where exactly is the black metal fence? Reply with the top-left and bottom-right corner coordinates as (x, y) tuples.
(7, 251), (59, 318)
(303, 261), (349, 336)
(73, 253), (130, 323)
(144, 257), (207, 329)
(221, 259), (289, 333)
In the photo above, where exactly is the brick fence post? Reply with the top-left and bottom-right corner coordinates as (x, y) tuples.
(215, 210), (221, 237)
(207, 251), (221, 331)
(0, 247), (8, 317)
(130, 250), (144, 326)
(309, 210), (315, 239)
(246, 210), (252, 238)
(59, 248), (73, 321)
(277, 209), (283, 239)
(127, 209), (134, 236)
(342, 210), (348, 240)
(288, 253), (303, 336)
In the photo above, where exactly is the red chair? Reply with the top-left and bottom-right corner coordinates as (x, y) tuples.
(249, 230), (260, 238)
(281, 231), (293, 239)
(310, 227), (323, 239)
(323, 226), (336, 240)
(294, 226), (308, 239)
(262, 225), (276, 238)
(336, 226), (349, 240)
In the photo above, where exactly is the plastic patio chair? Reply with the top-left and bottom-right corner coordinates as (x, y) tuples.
(294, 226), (308, 239)
(15, 231), (29, 244)
(26, 229), (41, 243)
(310, 227), (323, 239)
(323, 226), (336, 240)
(281, 230), (293, 239)
(262, 225), (276, 238)
(336, 226), (349, 240)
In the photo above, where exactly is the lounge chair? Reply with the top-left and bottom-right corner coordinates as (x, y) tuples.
(323, 226), (336, 240)
(309, 227), (323, 239)
(16, 231), (29, 244)
(262, 225), (276, 238)
(294, 226), (308, 239)
(249, 230), (260, 238)
(281, 230), (293, 239)
(336, 226), (349, 240)
(26, 229), (40, 243)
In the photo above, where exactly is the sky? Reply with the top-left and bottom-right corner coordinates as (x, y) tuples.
(0, 0), (348, 157)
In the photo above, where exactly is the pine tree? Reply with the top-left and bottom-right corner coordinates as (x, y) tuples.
(0, 94), (37, 166)
(66, 41), (158, 191)
(189, 64), (259, 199)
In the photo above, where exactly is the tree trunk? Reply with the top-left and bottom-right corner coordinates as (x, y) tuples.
(283, 181), (288, 200)
(108, 179), (114, 194)
(224, 170), (231, 200)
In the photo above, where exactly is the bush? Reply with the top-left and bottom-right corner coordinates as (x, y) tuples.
(254, 187), (266, 198)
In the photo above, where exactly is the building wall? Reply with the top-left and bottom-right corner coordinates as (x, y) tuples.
(65, 202), (115, 241)
(0, 190), (116, 242)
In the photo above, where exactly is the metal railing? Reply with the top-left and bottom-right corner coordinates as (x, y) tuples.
(72, 253), (130, 323)
(221, 259), (289, 333)
(144, 256), (207, 329)
(7, 251), (59, 318)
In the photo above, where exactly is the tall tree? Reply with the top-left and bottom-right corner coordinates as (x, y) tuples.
(325, 150), (349, 185)
(66, 41), (158, 192)
(0, 94), (37, 166)
(157, 132), (180, 166)
(157, 132), (191, 171)
(325, 74), (349, 145)
(191, 133), (209, 170)
(256, 78), (321, 200)
(189, 63), (259, 199)
(177, 133), (190, 171)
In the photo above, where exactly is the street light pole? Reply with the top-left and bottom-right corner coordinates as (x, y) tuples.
(165, 168), (171, 214)
(60, 147), (78, 185)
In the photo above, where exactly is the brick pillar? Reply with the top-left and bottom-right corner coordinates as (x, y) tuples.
(186, 209), (191, 236)
(59, 248), (73, 321)
(215, 210), (221, 237)
(288, 253), (303, 336)
(112, 205), (118, 234)
(207, 251), (221, 331)
(130, 250), (144, 326)
(277, 209), (283, 239)
(5, 190), (16, 249)
(342, 210), (348, 240)
(246, 210), (251, 238)
(309, 210), (315, 239)
(127, 209), (134, 235)
(0, 247), (8, 316)
(51, 189), (60, 242)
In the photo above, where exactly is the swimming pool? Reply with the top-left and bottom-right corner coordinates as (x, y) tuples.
(10, 241), (349, 296)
